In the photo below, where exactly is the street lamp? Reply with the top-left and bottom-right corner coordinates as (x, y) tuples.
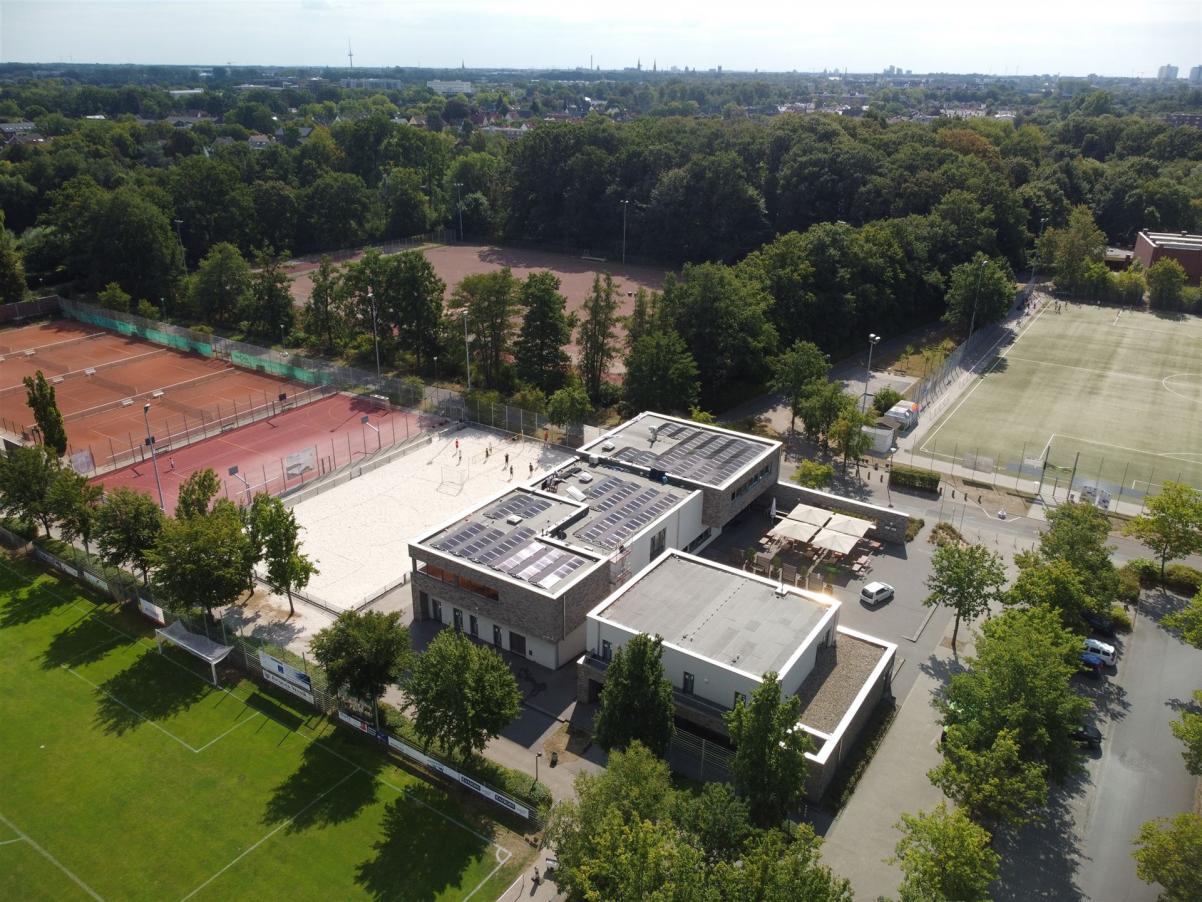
(967, 258), (988, 342)
(462, 309), (471, 393)
(1030, 216), (1048, 291)
(142, 403), (166, 511)
(862, 333), (881, 412)
(433, 355), (438, 382)
(620, 199), (630, 265)
(453, 181), (464, 241)
(535, 751), (543, 782)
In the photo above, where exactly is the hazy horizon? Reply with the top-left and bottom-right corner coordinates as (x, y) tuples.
(2, 0), (1200, 80)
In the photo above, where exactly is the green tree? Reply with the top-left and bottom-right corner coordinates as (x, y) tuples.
(1164, 591), (1202, 648)
(928, 727), (1048, 826)
(452, 269), (521, 388)
(577, 273), (620, 401)
(872, 387), (904, 416)
(944, 606), (1090, 781)
(829, 407), (873, 471)
(251, 494), (317, 618)
(892, 803), (999, 902)
(95, 487), (165, 584)
(0, 216), (26, 303)
(97, 281), (131, 313)
(380, 166), (432, 239)
(244, 251), (295, 341)
(1169, 690), (1202, 776)
(795, 459), (835, 489)
(569, 809), (703, 900)
(311, 610), (412, 725)
(546, 384), (593, 432)
(305, 256), (342, 352)
(1146, 259), (1188, 311)
(147, 501), (253, 616)
(84, 186), (184, 304)
(189, 242), (251, 325)
(670, 782), (751, 864)
(771, 340), (830, 433)
(1038, 204), (1106, 294)
(387, 250), (445, 370)
(406, 628), (521, 761)
(1004, 557), (1103, 630)
(924, 542), (1007, 652)
(942, 253), (1015, 330)
(300, 171), (372, 251)
(795, 381), (854, 449)
(1022, 500), (1118, 605)
(1124, 482), (1202, 582)
(725, 672), (813, 827)
(0, 445), (59, 536)
(514, 271), (574, 392)
(47, 468), (103, 555)
(175, 468), (221, 520)
(22, 370), (68, 456)
(594, 633), (675, 758)
(623, 330), (700, 415)
(1132, 813), (1202, 902)
(710, 825), (854, 902)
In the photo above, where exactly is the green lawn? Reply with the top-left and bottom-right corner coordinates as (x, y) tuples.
(917, 303), (1202, 498)
(0, 555), (526, 902)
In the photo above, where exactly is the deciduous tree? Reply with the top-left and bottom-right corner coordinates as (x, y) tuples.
(928, 727), (1048, 826)
(1132, 813), (1202, 902)
(1124, 482), (1202, 582)
(623, 330), (700, 415)
(577, 273), (620, 401)
(305, 255), (342, 352)
(251, 494), (317, 618)
(1146, 258), (1187, 310)
(1169, 690), (1202, 776)
(95, 487), (165, 584)
(0, 215), (26, 304)
(175, 468), (221, 520)
(47, 468), (103, 555)
(514, 271), (574, 392)
(924, 542), (1007, 652)
(189, 242), (251, 325)
(311, 610), (411, 725)
(22, 369), (68, 456)
(892, 803), (999, 902)
(405, 628), (521, 761)
(594, 633), (675, 757)
(1165, 591), (1202, 649)
(245, 251), (295, 341)
(0, 445), (59, 536)
(148, 500), (253, 616)
(771, 340), (829, 433)
(725, 672), (813, 827)
(452, 268), (521, 388)
(942, 253), (1015, 330)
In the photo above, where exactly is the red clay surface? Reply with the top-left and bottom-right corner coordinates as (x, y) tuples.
(0, 320), (309, 464)
(94, 393), (426, 515)
(287, 243), (668, 364)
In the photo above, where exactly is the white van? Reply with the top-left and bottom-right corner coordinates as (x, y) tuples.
(1083, 638), (1116, 667)
(860, 582), (895, 606)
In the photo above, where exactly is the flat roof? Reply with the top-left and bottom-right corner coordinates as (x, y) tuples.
(580, 412), (779, 489)
(594, 552), (833, 675)
(1142, 231), (1202, 251)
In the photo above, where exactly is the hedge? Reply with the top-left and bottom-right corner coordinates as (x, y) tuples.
(889, 464), (940, 492)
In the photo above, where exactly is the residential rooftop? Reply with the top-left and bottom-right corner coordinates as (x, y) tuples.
(593, 552), (834, 676)
(579, 412), (779, 490)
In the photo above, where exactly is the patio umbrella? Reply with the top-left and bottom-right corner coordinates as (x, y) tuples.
(768, 519), (819, 543)
(785, 503), (832, 528)
(826, 512), (872, 538)
(810, 528), (860, 556)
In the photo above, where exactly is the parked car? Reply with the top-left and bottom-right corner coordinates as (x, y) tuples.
(1071, 723), (1103, 748)
(1083, 638), (1117, 667)
(1084, 611), (1116, 638)
(860, 581), (895, 606)
(1080, 651), (1104, 678)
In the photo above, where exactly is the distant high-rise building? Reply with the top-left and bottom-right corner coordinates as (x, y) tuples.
(1190, 65), (1202, 85)
(1157, 64), (1179, 81)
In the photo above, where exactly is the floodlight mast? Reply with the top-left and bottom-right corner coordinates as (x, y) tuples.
(862, 333), (881, 412)
(143, 402), (166, 511)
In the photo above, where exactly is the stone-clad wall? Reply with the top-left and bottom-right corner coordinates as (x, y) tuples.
(770, 481), (911, 544)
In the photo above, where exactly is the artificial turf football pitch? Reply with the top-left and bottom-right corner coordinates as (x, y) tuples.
(0, 554), (525, 901)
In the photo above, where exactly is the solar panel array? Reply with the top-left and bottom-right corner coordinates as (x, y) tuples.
(609, 422), (765, 486)
(430, 518), (591, 591)
(572, 476), (679, 550)
(485, 494), (552, 521)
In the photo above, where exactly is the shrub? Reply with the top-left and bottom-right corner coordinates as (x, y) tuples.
(795, 459), (835, 489)
(905, 517), (925, 542)
(1125, 558), (1160, 585)
(1117, 564), (1143, 603)
(872, 387), (904, 416)
(929, 521), (965, 546)
(891, 464), (940, 492)
(1164, 564), (1202, 595)
(1108, 604), (1133, 633)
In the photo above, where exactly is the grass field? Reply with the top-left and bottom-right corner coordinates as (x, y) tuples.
(918, 303), (1202, 499)
(0, 555), (527, 902)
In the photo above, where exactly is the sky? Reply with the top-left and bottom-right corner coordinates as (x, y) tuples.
(2, 0), (1200, 78)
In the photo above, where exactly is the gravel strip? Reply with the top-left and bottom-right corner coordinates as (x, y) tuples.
(794, 634), (888, 734)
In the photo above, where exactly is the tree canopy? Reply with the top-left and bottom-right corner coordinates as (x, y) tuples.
(594, 633), (675, 758)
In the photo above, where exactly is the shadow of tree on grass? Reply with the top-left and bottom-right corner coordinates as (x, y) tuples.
(262, 741), (382, 833)
(93, 649), (211, 737)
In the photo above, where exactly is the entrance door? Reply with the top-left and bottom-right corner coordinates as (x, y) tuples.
(492, 625), (503, 648)
(509, 632), (527, 656)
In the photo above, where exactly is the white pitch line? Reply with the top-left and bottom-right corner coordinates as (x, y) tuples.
(0, 811), (105, 902)
(1000, 355), (1164, 384)
(192, 711), (266, 753)
(62, 666), (201, 753)
(0, 837), (25, 846)
(178, 768), (359, 902)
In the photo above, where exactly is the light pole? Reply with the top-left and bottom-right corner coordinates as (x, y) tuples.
(433, 355), (438, 382)
(142, 403), (165, 511)
(862, 333), (880, 412)
(453, 181), (464, 241)
(535, 751), (543, 783)
(462, 308), (471, 393)
(368, 287), (381, 380)
(620, 199), (630, 264)
(967, 258), (987, 342)
(1030, 217), (1048, 291)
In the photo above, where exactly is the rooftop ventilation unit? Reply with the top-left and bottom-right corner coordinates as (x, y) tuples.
(600, 441), (615, 452)
(565, 486), (586, 502)
(506, 515), (524, 526)
(588, 454), (599, 466)
(577, 472), (594, 484)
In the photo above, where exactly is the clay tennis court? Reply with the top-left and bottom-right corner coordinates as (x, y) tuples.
(0, 319), (312, 469)
(94, 393), (429, 515)
(287, 243), (668, 357)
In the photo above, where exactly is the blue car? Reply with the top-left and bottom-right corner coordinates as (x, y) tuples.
(1080, 651), (1105, 678)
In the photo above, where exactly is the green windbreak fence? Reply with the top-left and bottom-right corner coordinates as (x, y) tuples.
(226, 349), (332, 385)
(59, 297), (214, 357)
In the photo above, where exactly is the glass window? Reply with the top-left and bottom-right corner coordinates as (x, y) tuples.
(469, 614), (478, 637)
(682, 672), (694, 695)
(431, 598), (442, 622)
(601, 639), (613, 662)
